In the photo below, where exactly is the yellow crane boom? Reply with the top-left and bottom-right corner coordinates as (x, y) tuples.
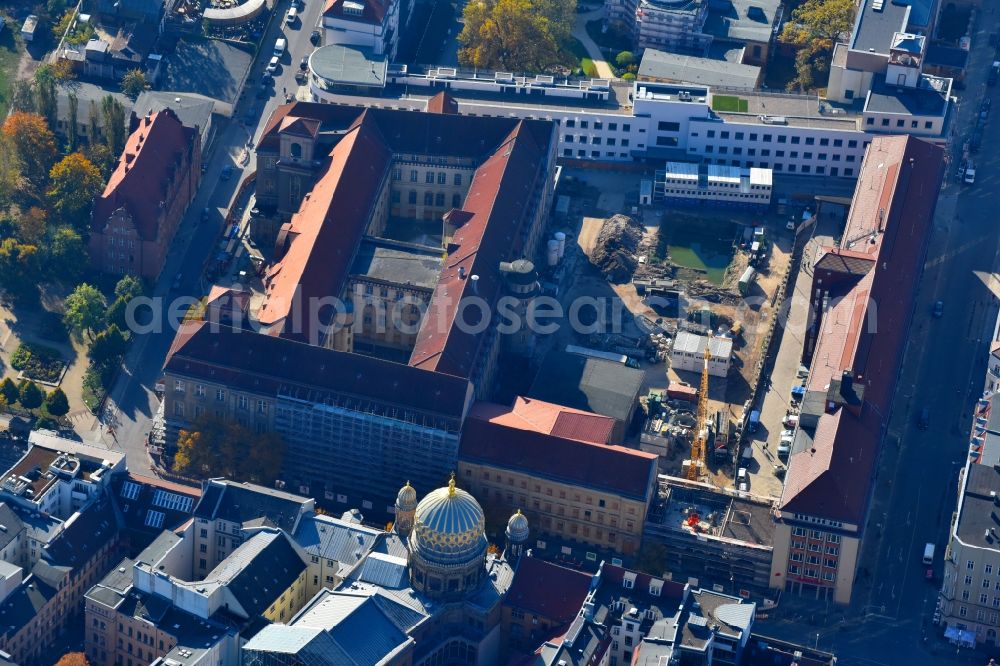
(686, 338), (712, 481)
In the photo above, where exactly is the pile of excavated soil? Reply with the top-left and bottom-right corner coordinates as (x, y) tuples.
(590, 214), (644, 283)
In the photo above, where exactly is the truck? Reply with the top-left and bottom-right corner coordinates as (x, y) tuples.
(273, 38), (287, 56)
(922, 542), (935, 565)
(21, 15), (38, 42)
(738, 266), (756, 296)
(565, 344), (640, 368)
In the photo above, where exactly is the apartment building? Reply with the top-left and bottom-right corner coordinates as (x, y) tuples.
(770, 135), (944, 605)
(458, 400), (657, 557)
(111, 473), (201, 554)
(85, 526), (309, 666)
(90, 108), (201, 278)
(321, 0), (404, 60)
(291, 510), (382, 597)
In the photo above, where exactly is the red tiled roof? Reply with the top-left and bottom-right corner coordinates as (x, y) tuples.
(780, 136), (944, 524)
(92, 109), (195, 240)
(259, 111), (391, 340)
(164, 321), (472, 419)
(409, 122), (545, 377)
(469, 397), (614, 444)
(427, 91), (459, 115)
(323, 0), (387, 24)
(504, 556), (592, 623)
(459, 417), (656, 500)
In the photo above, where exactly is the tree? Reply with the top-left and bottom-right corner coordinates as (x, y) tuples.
(15, 207), (47, 245)
(63, 283), (107, 335)
(0, 136), (22, 209)
(88, 100), (101, 147)
(2, 113), (58, 191)
(458, 0), (563, 72)
(0, 239), (40, 298)
(120, 69), (148, 100)
(33, 66), (58, 128)
(780, 0), (855, 91)
(55, 653), (89, 666)
(85, 142), (114, 179)
(44, 387), (70, 417)
(100, 95), (127, 158)
(66, 91), (79, 152)
(105, 296), (129, 332)
(17, 380), (44, 410)
(47, 0), (68, 16)
(89, 325), (127, 366)
(114, 275), (143, 302)
(49, 226), (86, 283)
(9, 80), (35, 114)
(48, 153), (103, 227)
(173, 414), (286, 483)
(0, 378), (19, 406)
(615, 51), (635, 68)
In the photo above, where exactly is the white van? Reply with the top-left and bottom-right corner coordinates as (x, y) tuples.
(274, 38), (287, 56)
(922, 543), (935, 565)
(285, 7), (297, 24)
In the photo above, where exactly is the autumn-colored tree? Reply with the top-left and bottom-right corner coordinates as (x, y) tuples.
(15, 206), (47, 245)
(458, 0), (564, 72)
(48, 153), (104, 226)
(781, 0), (855, 91)
(0, 239), (40, 298)
(2, 112), (58, 191)
(55, 652), (90, 666)
(173, 414), (285, 484)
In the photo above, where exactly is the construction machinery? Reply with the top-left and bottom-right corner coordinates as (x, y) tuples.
(685, 338), (712, 481)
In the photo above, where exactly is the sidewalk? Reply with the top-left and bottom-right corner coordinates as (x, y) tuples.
(572, 9), (616, 80)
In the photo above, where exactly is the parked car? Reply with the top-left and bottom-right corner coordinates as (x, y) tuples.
(783, 414), (800, 428)
(310, 29), (321, 45)
(971, 131), (982, 152)
(932, 300), (944, 317)
(285, 7), (298, 24)
(266, 56), (280, 74)
(300, 56), (309, 70)
(917, 406), (930, 430)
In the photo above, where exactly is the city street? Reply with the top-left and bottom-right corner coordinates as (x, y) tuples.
(757, 8), (1000, 666)
(87, 0), (323, 477)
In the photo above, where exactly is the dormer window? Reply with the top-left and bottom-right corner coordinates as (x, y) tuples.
(343, 1), (364, 15)
(623, 572), (636, 589)
(650, 580), (662, 596)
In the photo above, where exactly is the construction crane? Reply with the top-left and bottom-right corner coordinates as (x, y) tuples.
(686, 338), (712, 482)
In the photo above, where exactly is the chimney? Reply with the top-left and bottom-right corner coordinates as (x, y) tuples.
(470, 274), (479, 294)
(145, 112), (152, 126)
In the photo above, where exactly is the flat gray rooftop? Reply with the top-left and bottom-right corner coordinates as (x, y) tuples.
(865, 75), (949, 117)
(350, 238), (443, 291)
(957, 464), (1000, 549)
(310, 44), (388, 87)
(850, 0), (910, 55)
(638, 49), (760, 89)
(703, 0), (781, 44)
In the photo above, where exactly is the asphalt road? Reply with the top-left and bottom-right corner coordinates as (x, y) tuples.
(87, 0), (323, 478)
(757, 10), (1000, 666)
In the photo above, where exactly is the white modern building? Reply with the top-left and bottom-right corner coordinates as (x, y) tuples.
(305, 48), (951, 176)
(671, 331), (732, 378)
(321, 0), (403, 60)
(655, 162), (771, 207)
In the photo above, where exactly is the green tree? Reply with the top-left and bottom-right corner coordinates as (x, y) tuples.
(9, 80), (35, 114)
(63, 283), (107, 335)
(84, 142), (114, 179)
(66, 91), (79, 152)
(114, 275), (143, 302)
(120, 69), (148, 100)
(47, 0), (68, 17)
(44, 387), (70, 417)
(0, 239), (40, 298)
(0, 378), (19, 406)
(0, 135), (22, 209)
(100, 95), (127, 158)
(458, 0), (563, 72)
(33, 66), (58, 128)
(47, 153), (104, 227)
(780, 0), (855, 91)
(18, 380), (44, 410)
(104, 296), (129, 333)
(49, 227), (86, 283)
(615, 51), (635, 68)
(2, 113), (58, 192)
(89, 325), (127, 366)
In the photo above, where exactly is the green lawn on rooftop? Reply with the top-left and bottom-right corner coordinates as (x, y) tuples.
(712, 95), (749, 113)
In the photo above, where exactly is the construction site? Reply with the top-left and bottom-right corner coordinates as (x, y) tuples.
(556, 168), (803, 490)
